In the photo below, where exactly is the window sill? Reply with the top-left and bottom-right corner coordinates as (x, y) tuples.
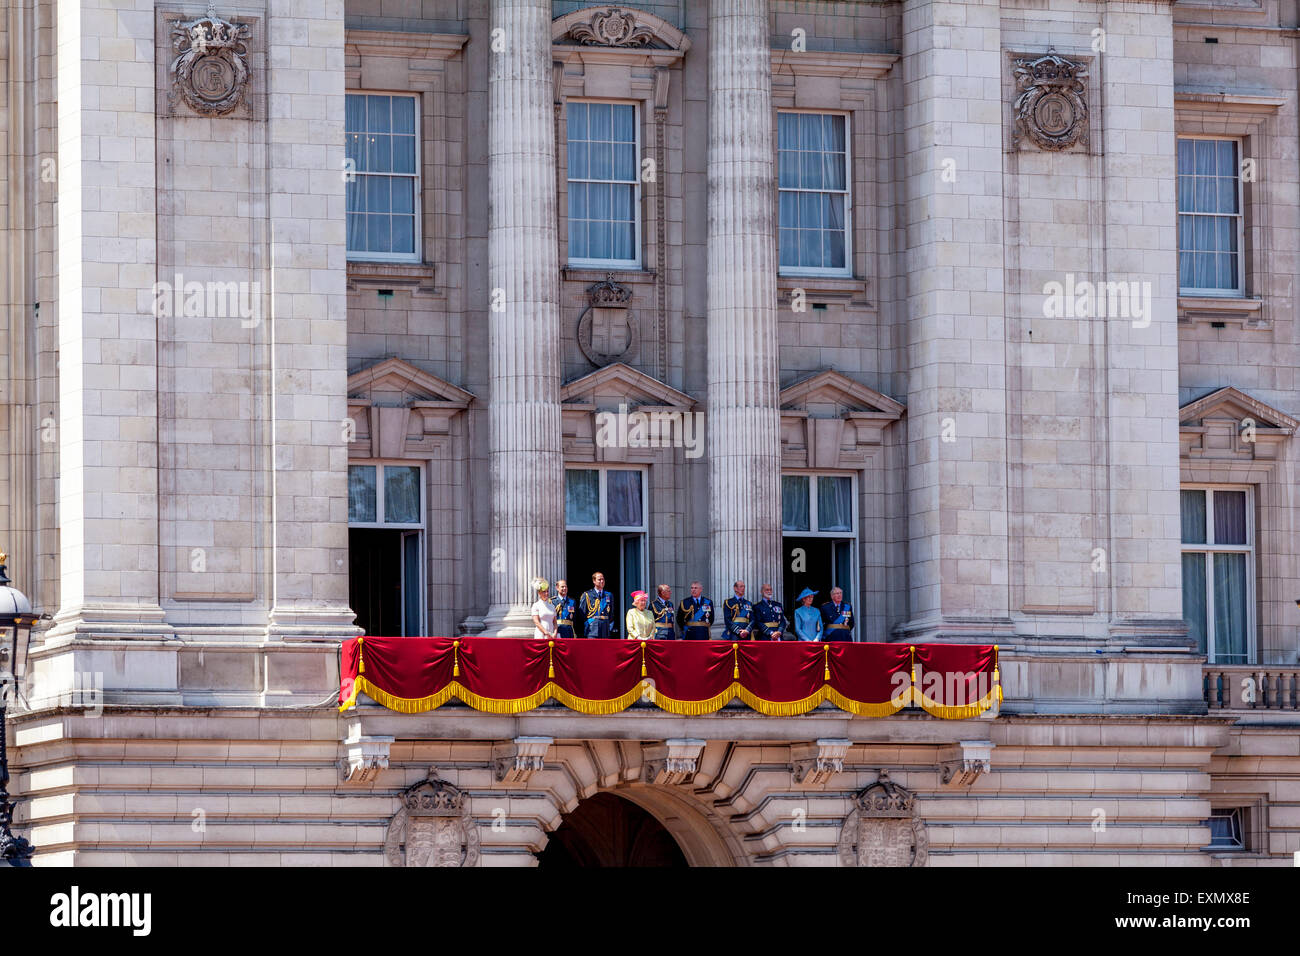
(562, 266), (657, 285)
(777, 274), (871, 307)
(347, 260), (437, 294)
(1178, 295), (1267, 329)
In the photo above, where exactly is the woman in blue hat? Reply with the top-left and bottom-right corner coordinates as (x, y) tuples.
(793, 588), (823, 642)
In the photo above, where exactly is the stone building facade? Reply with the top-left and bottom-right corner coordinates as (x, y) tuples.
(1, 0), (1298, 865)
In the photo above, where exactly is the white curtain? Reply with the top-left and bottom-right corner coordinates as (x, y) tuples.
(1213, 552), (1248, 663)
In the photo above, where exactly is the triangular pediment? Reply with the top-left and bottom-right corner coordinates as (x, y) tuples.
(1179, 386), (1297, 433)
(561, 363), (696, 409)
(347, 358), (474, 407)
(780, 370), (905, 420)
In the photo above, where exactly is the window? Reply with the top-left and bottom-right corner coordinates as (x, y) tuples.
(1181, 486), (1253, 664)
(782, 474), (854, 534)
(348, 463), (425, 636)
(1206, 808), (1246, 850)
(1177, 137), (1242, 295)
(778, 112), (850, 275)
(349, 463), (423, 527)
(567, 102), (640, 268)
(565, 467), (645, 530)
(345, 93), (420, 262)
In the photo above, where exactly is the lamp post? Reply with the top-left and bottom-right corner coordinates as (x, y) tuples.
(0, 550), (42, 865)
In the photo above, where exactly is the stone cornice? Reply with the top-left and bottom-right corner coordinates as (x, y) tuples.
(770, 47), (899, 78)
(344, 28), (468, 59)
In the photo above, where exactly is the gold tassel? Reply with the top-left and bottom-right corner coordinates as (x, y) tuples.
(548, 640), (555, 679)
(357, 636), (365, 674)
(993, 644), (1002, 701)
(823, 642), (831, 681)
(640, 641), (647, 677)
(453, 639), (459, 678)
(732, 642), (739, 679)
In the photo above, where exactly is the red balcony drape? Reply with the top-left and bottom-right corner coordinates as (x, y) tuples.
(339, 637), (1001, 719)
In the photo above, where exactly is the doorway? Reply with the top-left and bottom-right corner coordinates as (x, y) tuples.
(536, 792), (689, 867)
(349, 528), (423, 636)
(566, 530), (644, 637)
(782, 535), (853, 611)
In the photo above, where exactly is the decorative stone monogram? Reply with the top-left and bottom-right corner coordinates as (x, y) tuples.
(169, 6), (252, 117)
(1012, 51), (1089, 152)
(837, 771), (929, 867)
(577, 274), (638, 367)
(568, 7), (656, 47)
(383, 771), (480, 868)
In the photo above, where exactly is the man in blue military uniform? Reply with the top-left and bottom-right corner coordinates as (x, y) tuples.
(723, 580), (753, 640)
(820, 586), (854, 642)
(576, 571), (613, 639)
(751, 583), (786, 640)
(650, 584), (676, 639)
(551, 578), (576, 639)
(676, 580), (714, 640)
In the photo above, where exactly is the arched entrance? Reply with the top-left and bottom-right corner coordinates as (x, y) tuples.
(536, 792), (688, 867)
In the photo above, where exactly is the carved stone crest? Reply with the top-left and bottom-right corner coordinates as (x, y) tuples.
(383, 771), (481, 868)
(568, 8), (656, 47)
(1012, 51), (1089, 152)
(577, 274), (638, 367)
(169, 6), (252, 117)
(837, 771), (929, 867)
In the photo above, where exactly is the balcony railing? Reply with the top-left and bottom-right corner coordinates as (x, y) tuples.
(1203, 665), (1300, 712)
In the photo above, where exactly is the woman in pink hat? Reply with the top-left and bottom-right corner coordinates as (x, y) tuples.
(624, 590), (655, 641)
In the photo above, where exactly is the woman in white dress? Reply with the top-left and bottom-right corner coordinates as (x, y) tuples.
(530, 577), (558, 641)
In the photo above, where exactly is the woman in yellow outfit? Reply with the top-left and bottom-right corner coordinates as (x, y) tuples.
(624, 590), (656, 641)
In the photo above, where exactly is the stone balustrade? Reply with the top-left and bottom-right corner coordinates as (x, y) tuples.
(1203, 665), (1300, 711)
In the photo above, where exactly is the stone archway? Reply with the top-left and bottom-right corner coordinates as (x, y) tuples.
(536, 784), (741, 868)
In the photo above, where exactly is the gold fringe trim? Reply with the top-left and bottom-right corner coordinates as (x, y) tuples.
(825, 685), (912, 717)
(735, 684), (829, 716)
(913, 684), (1001, 719)
(551, 682), (648, 715)
(651, 683), (741, 715)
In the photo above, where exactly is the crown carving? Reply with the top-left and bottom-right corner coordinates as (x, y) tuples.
(402, 774), (464, 817)
(589, 274), (633, 307)
(853, 771), (916, 818)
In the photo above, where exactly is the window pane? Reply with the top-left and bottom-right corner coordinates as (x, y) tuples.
(782, 475), (810, 532)
(349, 465), (377, 523)
(569, 140), (589, 179)
(1213, 552), (1248, 663)
(392, 215), (415, 255)
(367, 95), (391, 133)
(589, 102), (611, 141)
(566, 470), (599, 526)
(402, 532), (421, 636)
(1207, 809), (1243, 849)
(606, 470), (642, 527)
(567, 102), (587, 140)
(1180, 489), (1206, 544)
(613, 143), (636, 180)
(391, 179), (414, 215)
(367, 214), (391, 254)
(612, 104), (635, 143)
(817, 476), (853, 532)
(1182, 552), (1207, 655)
(1212, 490), (1247, 545)
(393, 135), (416, 175)
(384, 466), (421, 524)
(392, 96), (416, 135)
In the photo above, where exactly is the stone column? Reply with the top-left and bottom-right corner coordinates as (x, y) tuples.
(49, 0), (171, 642)
(481, 0), (565, 636)
(900, 0), (1011, 640)
(706, 0), (782, 604)
(1098, 1), (1184, 640)
(262, 0), (356, 643)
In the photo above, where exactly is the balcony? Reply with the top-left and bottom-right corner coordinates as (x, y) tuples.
(1203, 665), (1300, 712)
